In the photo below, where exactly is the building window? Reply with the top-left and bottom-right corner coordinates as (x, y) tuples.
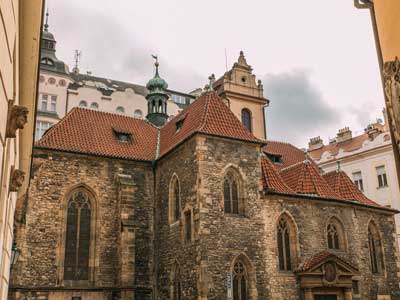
(59, 79), (67, 87)
(50, 95), (57, 112)
(39, 75), (45, 83)
(64, 190), (92, 281)
(41, 57), (54, 66)
(241, 109), (252, 132)
(169, 175), (181, 223)
(90, 102), (99, 110)
(368, 222), (384, 274)
(184, 210), (192, 243)
(376, 165), (388, 188)
(327, 217), (346, 250)
(172, 94), (186, 104)
(353, 171), (364, 192)
(352, 280), (361, 297)
(233, 261), (248, 300)
(116, 106), (125, 113)
(35, 121), (52, 140)
(48, 77), (56, 85)
(277, 217), (292, 271)
(41, 94), (48, 111)
(134, 109), (143, 118)
(173, 266), (182, 300)
(223, 169), (243, 215)
(79, 101), (87, 107)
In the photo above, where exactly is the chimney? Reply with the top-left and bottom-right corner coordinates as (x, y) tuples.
(336, 127), (352, 143)
(308, 136), (324, 151)
(365, 123), (382, 140)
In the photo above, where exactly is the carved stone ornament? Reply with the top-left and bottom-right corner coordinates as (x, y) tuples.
(383, 57), (400, 147)
(6, 101), (29, 138)
(322, 261), (337, 286)
(9, 167), (25, 192)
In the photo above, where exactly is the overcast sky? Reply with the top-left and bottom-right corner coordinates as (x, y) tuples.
(47, 0), (384, 148)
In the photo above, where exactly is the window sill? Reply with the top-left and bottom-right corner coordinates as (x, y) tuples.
(377, 185), (389, 190)
(224, 213), (247, 219)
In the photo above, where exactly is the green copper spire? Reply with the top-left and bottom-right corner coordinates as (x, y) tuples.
(146, 55), (169, 127)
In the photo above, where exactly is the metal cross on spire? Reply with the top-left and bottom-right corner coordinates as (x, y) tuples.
(44, 8), (49, 31)
(208, 74), (216, 91)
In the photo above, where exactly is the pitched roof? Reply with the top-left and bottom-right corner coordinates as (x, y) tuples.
(261, 156), (294, 194)
(296, 250), (359, 273)
(36, 108), (159, 161)
(323, 170), (380, 207)
(280, 160), (337, 198)
(159, 91), (263, 157)
(262, 141), (306, 170)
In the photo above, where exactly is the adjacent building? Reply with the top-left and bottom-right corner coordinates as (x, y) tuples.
(308, 117), (400, 244)
(10, 60), (400, 300)
(0, 0), (44, 299)
(36, 18), (195, 141)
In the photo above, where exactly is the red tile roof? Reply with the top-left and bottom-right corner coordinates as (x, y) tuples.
(323, 171), (380, 207)
(261, 156), (294, 194)
(296, 250), (358, 273)
(159, 91), (263, 157)
(262, 141), (306, 170)
(280, 160), (338, 198)
(36, 108), (159, 161)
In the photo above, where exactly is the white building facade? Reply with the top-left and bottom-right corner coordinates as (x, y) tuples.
(36, 21), (194, 141)
(308, 120), (400, 244)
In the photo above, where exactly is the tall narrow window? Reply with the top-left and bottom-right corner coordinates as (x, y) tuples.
(184, 210), (191, 243)
(223, 170), (242, 215)
(64, 190), (91, 280)
(327, 224), (339, 249)
(41, 94), (48, 111)
(368, 223), (384, 274)
(376, 165), (388, 188)
(50, 95), (57, 112)
(352, 171), (364, 192)
(233, 261), (248, 300)
(278, 218), (292, 271)
(169, 175), (181, 223)
(173, 266), (182, 300)
(241, 109), (252, 133)
(326, 217), (345, 250)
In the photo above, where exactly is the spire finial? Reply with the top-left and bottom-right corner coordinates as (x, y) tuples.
(303, 149), (310, 163)
(44, 8), (49, 31)
(208, 74), (215, 91)
(151, 54), (159, 76)
(336, 160), (341, 172)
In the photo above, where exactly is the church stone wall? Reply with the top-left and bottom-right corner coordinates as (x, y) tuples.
(263, 195), (400, 300)
(11, 149), (155, 300)
(155, 137), (200, 300)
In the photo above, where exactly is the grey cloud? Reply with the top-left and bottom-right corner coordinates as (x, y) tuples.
(264, 70), (338, 147)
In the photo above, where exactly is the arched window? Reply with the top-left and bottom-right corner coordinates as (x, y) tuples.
(79, 100), (87, 107)
(368, 222), (384, 274)
(116, 106), (125, 113)
(134, 109), (143, 118)
(223, 169), (243, 215)
(169, 175), (181, 223)
(173, 265), (182, 300)
(241, 109), (252, 132)
(90, 102), (99, 110)
(41, 57), (54, 66)
(64, 190), (92, 280)
(326, 217), (346, 250)
(233, 261), (248, 300)
(277, 218), (291, 271)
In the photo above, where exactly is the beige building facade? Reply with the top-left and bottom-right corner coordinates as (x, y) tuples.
(308, 119), (400, 244)
(0, 0), (43, 299)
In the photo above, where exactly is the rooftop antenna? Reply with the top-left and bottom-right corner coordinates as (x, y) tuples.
(336, 160), (341, 172)
(73, 50), (82, 73)
(44, 8), (49, 31)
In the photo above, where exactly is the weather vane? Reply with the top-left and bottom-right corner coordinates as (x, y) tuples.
(151, 54), (159, 75)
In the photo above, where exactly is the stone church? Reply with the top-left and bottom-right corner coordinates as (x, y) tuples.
(9, 54), (400, 300)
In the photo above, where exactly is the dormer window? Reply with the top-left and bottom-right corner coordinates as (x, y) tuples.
(41, 57), (54, 66)
(113, 128), (132, 144)
(267, 154), (282, 164)
(176, 119), (184, 132)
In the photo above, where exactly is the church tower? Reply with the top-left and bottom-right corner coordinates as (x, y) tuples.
(146, 57), (169, 126)
(213, 51), (269, 140)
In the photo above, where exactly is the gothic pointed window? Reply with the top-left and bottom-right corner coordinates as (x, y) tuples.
(173, 266), (182, 300)
(277, 217), (293, 271)
(223, 169), (243, 215)
(241, 109), (252, 133)
(64, 190), (91, 280)
(169, 175), (181, 223)
(233, 261), (248, 300)
(326, 217), (346, 250)
(368, 222), (384, 274)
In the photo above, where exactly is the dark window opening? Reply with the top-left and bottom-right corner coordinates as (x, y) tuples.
(223, 171), (241, 215)
(327, 224), (340, 250)
(114, 131), (132, 143)
(233, 262), (248, 300)
(278, 218), (292, 271)
(241, 109), (252, 133)
(184, 210), (191, 242)
(266, 154), (282, 164)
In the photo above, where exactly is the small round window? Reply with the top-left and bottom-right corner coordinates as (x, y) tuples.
(116, 106), (125, 114)
(59, 79), (67, 87)
(134, 109), (143, 118)
(48, 77), (56, 85)
(90, 102), (99, 110)
(79, 101), (87, 107)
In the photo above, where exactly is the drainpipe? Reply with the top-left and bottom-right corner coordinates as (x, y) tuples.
(354, 0), (400, 190)
(262, 103), (269, 140)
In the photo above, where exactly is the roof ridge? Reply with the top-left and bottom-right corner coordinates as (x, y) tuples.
(280, 160), (305, 172)
(198, 92), (212, 132)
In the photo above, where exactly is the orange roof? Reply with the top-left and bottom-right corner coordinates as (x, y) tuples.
(36, 108), (159, 161)
(261, 156), (294, 194)
(159, 91), (262, 157)
(296, 250), (358, 272)
(323, 171), (380, 207)
(280, 160), (337, 198)
(262, 141), (306, 170)
(36, 91), (262, 161)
